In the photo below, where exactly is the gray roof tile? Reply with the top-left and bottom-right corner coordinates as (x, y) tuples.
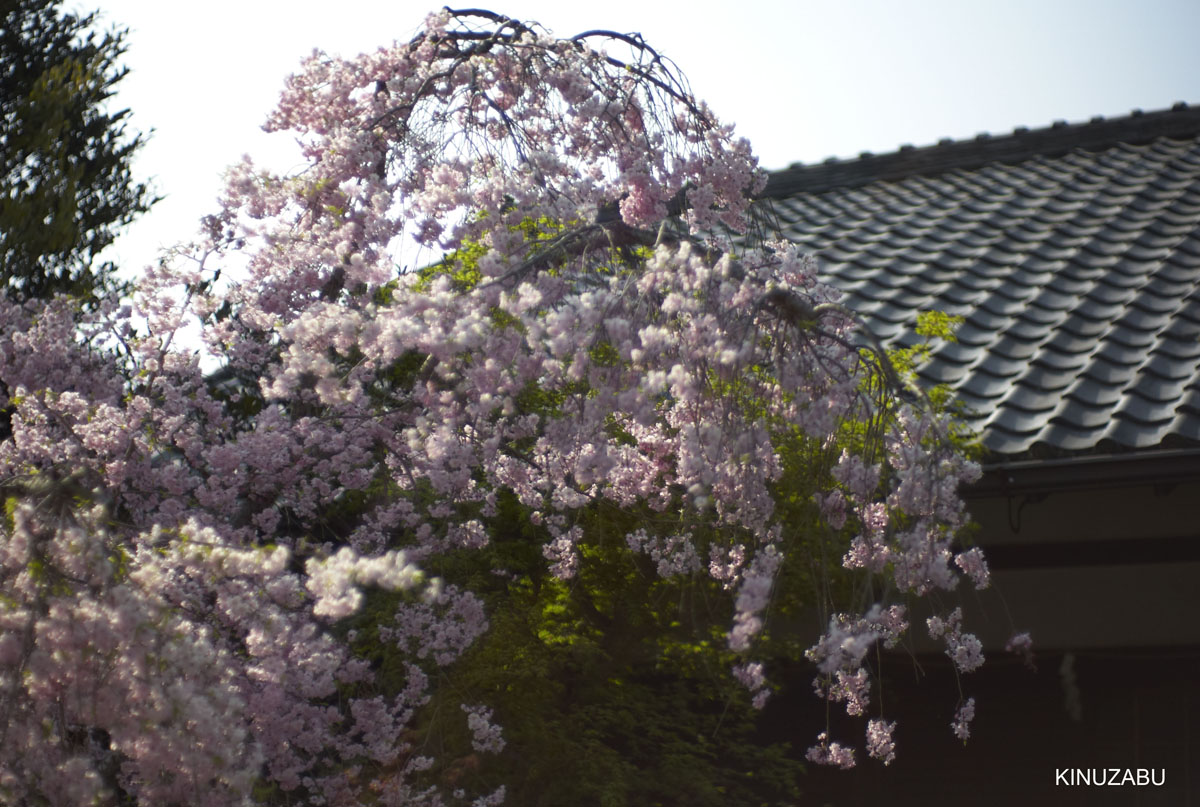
(1006, 317), (1052, 341)
(1004, 384), (1060, 413)
(959, 372), (1016, 399)
(1142, 352), (1195, 380)
(763, 104), (1200, 457)
(1059, 314), (1109, 336)
(1056, 403), (1115, 430)
(1066, 377), (1122, 406)
(1021, 365), (1076, 392)
(1079, 356), (1136, 385)
(1158, 336), (1200, 360)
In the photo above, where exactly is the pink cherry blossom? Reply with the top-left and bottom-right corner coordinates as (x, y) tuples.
(952, 697), (977, 741)
(806, 732), (857, 769)
(0, 9), (1011, 801)
(865, 719), (897, 765)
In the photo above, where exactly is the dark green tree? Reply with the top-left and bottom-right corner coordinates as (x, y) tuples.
(0, 0), (155, 303)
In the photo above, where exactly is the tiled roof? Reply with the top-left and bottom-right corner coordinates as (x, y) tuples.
(763, 104), (1200, 459)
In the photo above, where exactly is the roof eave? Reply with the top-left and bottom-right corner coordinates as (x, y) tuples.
(761, 103), (1200, 196)
(964, 447), (1200, 498)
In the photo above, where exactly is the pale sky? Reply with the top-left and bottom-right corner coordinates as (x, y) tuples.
(80, 0), (1200, 277)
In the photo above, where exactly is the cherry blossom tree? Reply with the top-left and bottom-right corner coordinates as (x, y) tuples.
(0, 9), (1017, 804)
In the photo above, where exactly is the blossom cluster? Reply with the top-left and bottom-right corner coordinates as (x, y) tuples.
(865, 719), (897, 765)
(625, 528), (702, 578)
(952, 697), (977, 741)
(380, 584), (489, 666)
(733, 661), (771, 709)
(927, 607), (985, 673)
(805, 732), (856, 770)
(462, 705), (506, 754)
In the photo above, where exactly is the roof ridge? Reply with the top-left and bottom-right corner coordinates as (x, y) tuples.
(762, 102), (1200, 197)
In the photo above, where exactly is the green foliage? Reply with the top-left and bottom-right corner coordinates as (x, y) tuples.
(887, 310), (963, 381)
(892, 310), (981, 455)
(378, 490), (806, 806)
(0, 0), (156, 304)
(2, 494), (17, 534)
(416, 237), (488, 293)
(415, 214), (581, 293)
